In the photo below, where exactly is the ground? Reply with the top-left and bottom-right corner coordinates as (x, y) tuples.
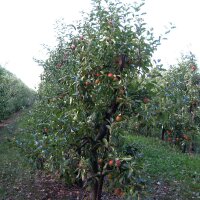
(0, 111), (199, 200)
(0, 111), (123, 200)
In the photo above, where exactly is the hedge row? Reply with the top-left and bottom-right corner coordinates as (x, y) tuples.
(0, 65), (36, 121)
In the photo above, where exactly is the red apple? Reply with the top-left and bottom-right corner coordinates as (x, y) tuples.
(167, 130), (172, 135)
(114, 188), (124, 196)
(95, 73), (101, 77)
(108, 73), (114, 78)
(143, 97), (150, 104)
(84, 81), (91, 86)
(115, 159), (121, 167)
(108, 160), (114, 167)
(191, 65), (197, 71)
(168, 138), (172, 142)
(71, 44), (76, 50)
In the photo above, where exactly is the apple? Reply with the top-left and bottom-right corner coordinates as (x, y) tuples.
(113, 75), (120, 81)
(167, 130), (172, 135)
(95, 79), (100, 84)
(114, 188), (123, 196)
(115, 159), (121, 167)
(167, 138), (172, 142)
(95, 73), (101, 77)
(143, 97), (150, 104)
(183, 134), (190, 141)
(115, 114), (122, 122)
(98, 159), (103, 165)
(84, 81), (91, 86)
(44, 128), (48, 133)
(71, 44), (76, 50)
(191, 65), (197, 71)
(108, 159), (114, 167)
(108, 73), (114, 78)
(119, 88), (125, 95)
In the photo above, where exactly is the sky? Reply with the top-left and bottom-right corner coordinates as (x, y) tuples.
(0, 0), (199, 90)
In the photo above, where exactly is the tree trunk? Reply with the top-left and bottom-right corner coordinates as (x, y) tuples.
(90, 148), (100, 200)
(97, 175), (104, 200)
(90, 175), (104, 200)
(90, 180), (99, 200)
(161, 126), (165, 141)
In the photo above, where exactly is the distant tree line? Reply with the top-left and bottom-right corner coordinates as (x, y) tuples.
(0, 65), (36, 121)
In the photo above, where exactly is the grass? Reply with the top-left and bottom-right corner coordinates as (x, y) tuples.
(125, 135), (200, 199)
(1, 112), (200, 199)
(0, 115), (37, 200)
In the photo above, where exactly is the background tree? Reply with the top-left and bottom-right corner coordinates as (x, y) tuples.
(129, 52), (200, 153)
(0, 65), (36, 121)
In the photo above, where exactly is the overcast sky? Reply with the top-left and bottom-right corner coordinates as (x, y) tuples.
(0, 0), (199, 90)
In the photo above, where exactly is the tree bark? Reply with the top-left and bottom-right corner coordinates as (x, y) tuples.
(90, 180), (99, 200)
(90, 148), (99, 200)
(97, 175), (104, 200)
(161, 126), (165, 141)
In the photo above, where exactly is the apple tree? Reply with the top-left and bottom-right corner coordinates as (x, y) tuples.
(19, 0), (171, 199)
(133, 52), (200, 152)
(158, 53), (200, 152)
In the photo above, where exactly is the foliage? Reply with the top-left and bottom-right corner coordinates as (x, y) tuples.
(0, 65), (36, 121)
(127, 52), (200, 152)
(17, 0), (172, 199)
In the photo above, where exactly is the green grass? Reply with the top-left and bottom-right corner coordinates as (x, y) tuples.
(125, 135), (200, 199)
(1, 112), (200, 199)
(0, 118), (36, 200)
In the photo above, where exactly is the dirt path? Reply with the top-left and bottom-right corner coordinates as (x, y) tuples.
(0, 111), (22, 129)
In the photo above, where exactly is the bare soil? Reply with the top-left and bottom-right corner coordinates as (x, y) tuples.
(0, 111), (22, 129)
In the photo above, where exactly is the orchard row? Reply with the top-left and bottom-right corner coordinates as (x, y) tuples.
(0, 65), (36, 121)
